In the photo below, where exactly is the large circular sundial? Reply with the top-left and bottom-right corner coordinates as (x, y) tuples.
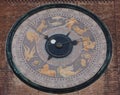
(6, 4), (112, 94)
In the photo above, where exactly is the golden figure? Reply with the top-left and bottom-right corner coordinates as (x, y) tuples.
(33, 60), (39, 65)
(26, 32), (39, 42)
(57, 65), (80, 77)
(24, 45), (35, 61)
(39, 64), (56, 77)
(49, 16), (63, 26)
(73, 26), (87, 35)
(52, 16), (63, 20)
(66, 18), (78, 29)
(83, 53), (91, 59)
(50, 22), (62, 26)
(37, 20), (47, 32)
(81, 59), (87, 67)
(82, 37), (96, 51)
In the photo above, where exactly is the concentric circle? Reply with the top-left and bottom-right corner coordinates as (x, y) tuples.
(6, 4), (112, 94)
(45, 34), (73, 58)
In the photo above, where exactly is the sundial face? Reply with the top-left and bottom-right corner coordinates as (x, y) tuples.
(6, 4), (112, 94)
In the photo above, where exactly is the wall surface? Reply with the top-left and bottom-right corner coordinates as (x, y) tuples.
(0, 0), (119, 95)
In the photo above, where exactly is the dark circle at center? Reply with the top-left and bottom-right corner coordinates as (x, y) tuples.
(45, 34), (73, 58)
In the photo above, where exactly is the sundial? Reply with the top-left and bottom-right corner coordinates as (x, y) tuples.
(6, 4), (112, 94)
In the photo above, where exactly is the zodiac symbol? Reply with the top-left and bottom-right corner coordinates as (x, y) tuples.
(73, 26), (87, 35)
(66, 18), (78, 29)
(82, 37), (96, 51)
(37, 20), (47, 32)
(57, 65), (80, 77)
(24, 45), (35, 61)
(83, 53), (91, 59)
(26, 32), (39, 43)
(81, 59), (87, 67)
(52, 16), (63, 20)
(39, 64), (56, 77)
(49, 22), (62, 27)
(33, 60), (40, 65)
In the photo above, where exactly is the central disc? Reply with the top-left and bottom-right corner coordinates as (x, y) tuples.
(45, 34), (73, 58)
